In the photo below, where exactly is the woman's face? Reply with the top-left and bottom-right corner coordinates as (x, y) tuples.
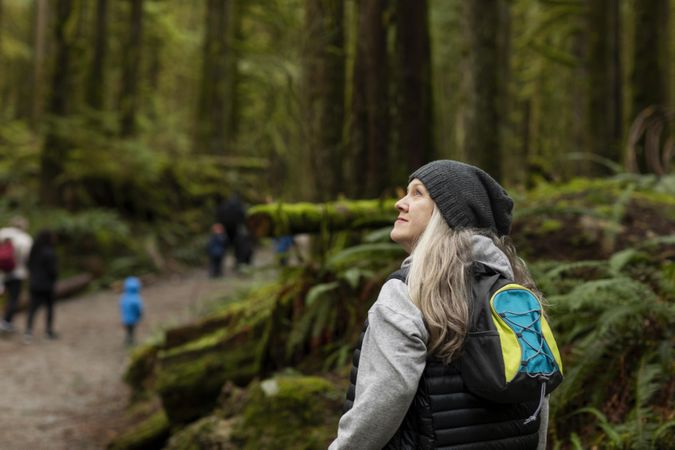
(390, 179), (435, 253)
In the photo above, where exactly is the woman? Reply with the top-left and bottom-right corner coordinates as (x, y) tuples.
(330, 160), (549, 449)
(25, 229), (58, 341)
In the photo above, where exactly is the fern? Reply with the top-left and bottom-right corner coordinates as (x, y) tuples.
(573, 407), (623, 447)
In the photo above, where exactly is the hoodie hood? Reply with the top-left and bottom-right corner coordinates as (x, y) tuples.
(399, 235), (513, 279)
(470, 234), (513, 279)
(123, 276), (141, 294)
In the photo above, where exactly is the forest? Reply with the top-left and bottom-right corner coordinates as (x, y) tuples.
(0, 0), (674, 449)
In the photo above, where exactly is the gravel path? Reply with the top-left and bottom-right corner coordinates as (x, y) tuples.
(0, 250), (275, 450)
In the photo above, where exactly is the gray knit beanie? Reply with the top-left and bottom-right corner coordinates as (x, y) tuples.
(409, 160), (514, 236)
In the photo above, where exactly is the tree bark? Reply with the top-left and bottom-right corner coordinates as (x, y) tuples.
(587, 0), (623, 175)
(119, 0), (144, 137)
(194, 0), (236, 154)
(462, 0), (505, 182)
(0, 0), (3, 116)
(304, 0), (345, 201)
(86, 0), (108, 110)
(30, 0), (49, 124)
(632, 0), (669, 118)
(393, 0), (433, 176)
(351, 0), (390, 198)
(40, 0), (75, 206)
(246, 199), (397, 237)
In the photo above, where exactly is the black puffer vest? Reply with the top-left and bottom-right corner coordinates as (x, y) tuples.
(344, 269), (541, 449)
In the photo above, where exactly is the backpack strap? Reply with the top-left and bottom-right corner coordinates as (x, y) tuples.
(386, 266), (409, 283)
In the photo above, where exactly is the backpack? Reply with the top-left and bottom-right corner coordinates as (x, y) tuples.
(0, 239), (17, 273)
(460, 266), (564, 423)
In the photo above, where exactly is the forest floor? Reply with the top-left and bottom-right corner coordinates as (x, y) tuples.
(0, 247), (277, 450)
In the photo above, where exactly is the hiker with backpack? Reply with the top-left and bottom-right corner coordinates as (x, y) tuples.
(330, 161), (563, 450)
(0, 217), (33, 334)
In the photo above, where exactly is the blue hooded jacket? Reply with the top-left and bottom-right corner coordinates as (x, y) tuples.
(119, 276), (144, 325)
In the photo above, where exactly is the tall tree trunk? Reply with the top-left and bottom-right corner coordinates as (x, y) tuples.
(0, 0), (4, 118)
(351, 0), (389, 198)
(632, 0), (669, 117)
(86, 0), (108, 110)
(304, 0), (345, 201)
(587, 0), (623, 175)
(30, 0), (49, 125)
(393, 0), (433, 177)
(629, 0), (670, 174)
(195, 0), (236, 154)
(40, 0), (75, 205)
(462, 0), (505, 182)
(119, 0), (143, 137)
(571, 29), (590, 176)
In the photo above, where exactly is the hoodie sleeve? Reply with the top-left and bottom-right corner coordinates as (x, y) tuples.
(329, 279), (428, 450)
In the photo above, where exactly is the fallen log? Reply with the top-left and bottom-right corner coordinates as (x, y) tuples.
(246, 199), (397, 238)
(56, 273), (94, 299)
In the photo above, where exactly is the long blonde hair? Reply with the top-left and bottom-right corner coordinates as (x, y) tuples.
(407, 207), (539, 364)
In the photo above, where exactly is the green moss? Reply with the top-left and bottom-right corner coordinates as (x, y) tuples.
(124, 343), (161, 396)
(164, 416), (236, 450)
(156, 327), (266, 425)
(231, 375), (342, 450)
(107, 410), (170, 450)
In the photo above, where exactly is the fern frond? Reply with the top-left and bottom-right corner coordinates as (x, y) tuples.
(305, 282), (339, 307)
(573, 407), (623, 447)
(326, 242), (405, 271)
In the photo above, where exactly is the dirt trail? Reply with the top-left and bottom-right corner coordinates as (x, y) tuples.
(0, 250), (275, 450)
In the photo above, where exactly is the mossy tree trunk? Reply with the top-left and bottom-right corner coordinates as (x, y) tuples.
(40, 0), (76, 206)
(246, 199), (396, 237)
(461, 0), (506, 182)
(304, 0), (345, 201)
(393, 0), (433, 178)
(587, 0), (623, 175)
(350, 0), (390, 198)
(194, 0), (237, 154)
(119, 0), (144, 137)
(85, 0), (108, 111)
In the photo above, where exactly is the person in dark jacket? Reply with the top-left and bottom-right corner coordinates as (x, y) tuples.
(119, 276), (144, 346)
(330, 161), (550, 449)
(25, 229), (58, 342)
(207, 223), (227, 278)
(215, 192), (249, 272)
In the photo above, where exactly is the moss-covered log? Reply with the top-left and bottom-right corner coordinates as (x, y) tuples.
(162, 311), (239, 349)
(246, 199), (397, 237)
(124, 343), (161, 398)
(156, 323), (269, 425)
(106, 410), (170, 450)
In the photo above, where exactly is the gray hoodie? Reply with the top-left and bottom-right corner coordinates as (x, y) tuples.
(329, 235), (548, 450)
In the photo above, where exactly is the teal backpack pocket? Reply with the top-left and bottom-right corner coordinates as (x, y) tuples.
(460, 273), (564, 422)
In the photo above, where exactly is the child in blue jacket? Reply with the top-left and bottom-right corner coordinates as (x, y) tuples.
(119, 276), (144, 346)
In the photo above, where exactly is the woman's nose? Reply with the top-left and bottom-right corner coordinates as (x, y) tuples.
(395, 197), (408, 212)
